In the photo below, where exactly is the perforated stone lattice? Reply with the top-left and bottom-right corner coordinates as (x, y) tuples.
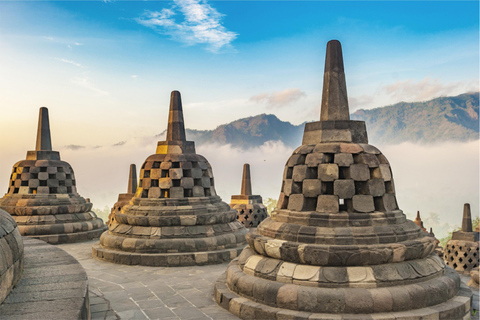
(7, 161), (77, 195)
(278, 143), (398, 213)
(444, 240), (479, 274)
(138, 156), (215, 199)
(232, 204), (268, 228)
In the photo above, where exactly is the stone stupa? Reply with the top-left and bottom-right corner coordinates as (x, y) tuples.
(0, 107), (107, 244)
(93, 91), (248, 266)
(444, 203), (479, 275)
(230, 164), (268, 228)
(214, 40), (472, 319)
(414, 210), (427, 232)
(108, 164), (137, 226)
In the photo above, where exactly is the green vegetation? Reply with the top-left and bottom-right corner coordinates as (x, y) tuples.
(93, 205), (111, 221)
(263, 197), (278, 216)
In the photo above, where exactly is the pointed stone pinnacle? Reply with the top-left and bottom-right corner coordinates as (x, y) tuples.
(127, 164), (137, 194)
(241, 164), (252, 196)
(416, 211), (421, 220)
(35, 107), (52, 151)
(166, 91), (186, 142)
(320, 40), (350, 121)
(462, 203), (472, 232)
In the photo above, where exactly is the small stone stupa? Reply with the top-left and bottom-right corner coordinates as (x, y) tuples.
(93, 91), (248, 266)
(214, 40), (472, 319)
(444, 203), (479, 274)
(414, 210), (427, 232)
(0, 108), (106, 244)
(230, 164), (267, 228)
(108, 164), (137, 226)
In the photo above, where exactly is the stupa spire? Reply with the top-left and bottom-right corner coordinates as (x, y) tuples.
(241, 164), (252, 196)
(462, 203), (472, 232)
(35, 107), (52, 151)
(320, 40), (350, 121)
(166, 91), (186, 142)
(127, 164), (137, 194)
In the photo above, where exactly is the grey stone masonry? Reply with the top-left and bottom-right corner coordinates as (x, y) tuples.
(93, 91), (247, 266)
(0, 107), (107, 244)
(215, 40), (472, 319)
(230, 164), (268, 228)
(0, 209), (23, 304)
(108, 164), (138, 226)
(444, 203), (479, 275)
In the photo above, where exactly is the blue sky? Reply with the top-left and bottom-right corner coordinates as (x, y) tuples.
(0, 1), (478, 225)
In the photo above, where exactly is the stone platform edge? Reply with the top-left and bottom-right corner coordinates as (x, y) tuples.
(214, 270), (473, 320)
(0, 238), (90, 320)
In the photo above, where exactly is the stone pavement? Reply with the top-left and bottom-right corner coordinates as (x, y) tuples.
(59, 240), (239, 320)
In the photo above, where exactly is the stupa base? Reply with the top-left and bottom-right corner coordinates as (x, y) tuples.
(24, 225), (107, 244)
(92, 243), (247, 267)
(214, 271), (473, 320)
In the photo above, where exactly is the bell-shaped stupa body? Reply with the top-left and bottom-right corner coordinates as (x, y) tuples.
(230, 164), (268, 228)
(108, 164), (137, 226)
(0, 107), (107, 244)
(215, 40), (472, 319)
(93, 91), (248, 266)
(444, 203), (479, 274)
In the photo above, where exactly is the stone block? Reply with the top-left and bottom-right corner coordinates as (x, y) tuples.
(334, 179), (355, 199)
(192, 186), (205, 197)
(158, 178), (173, 189)
(56, 172), (66, 180)
(334, 153), (354, 167)
(38, 172), (48, 180)
(201, 177), (210, 187)
(383, 194), (397, 211)
(352, 195), (374, 213)
(292, 165), (308, 182)
(169, 168), (183, 179)
(305, 153), (324, 167)
(160, 162), (172, 169)
(181, 177), (194, 189)
(283, 179), (301, 196)
(368, 179), (385, 197)
(287, 154), (305, 166)
(191, 168), (203, 179)
(303, 180), (322, 198)
(150, 169), (162, 179)
(356, 153), (380, 168)
(318, 164), (339, 181)
(316, 195), (339, 213)
(148, 187), (161, 198)
(349, 164), (369, 181)
(170, 187), (184, 198)
(28, 179), (39, 188)
(379, 164), (392, 181)
(288, 194), (307, 211)
(277, 284), (298, 310)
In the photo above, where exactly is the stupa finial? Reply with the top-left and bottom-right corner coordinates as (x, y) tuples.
(416, 211), (421, 219)
(462, 203), (472, 232)
(241, 164), (252, 196)
(320, 40), (350, 121)
(166, 91), (186, 142)
(127, 164), (137, 194)
(35, 107), (52, 151)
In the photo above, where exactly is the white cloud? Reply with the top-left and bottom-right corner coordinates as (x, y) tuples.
(72, 75), (109, 96)
(250, 88), (306, 109)
(55, 57), (84, 68)
(136, 0), (237, 52)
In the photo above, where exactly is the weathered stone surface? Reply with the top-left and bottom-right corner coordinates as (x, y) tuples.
(94, 91), (247, 266)
(0, 108), (107, 244)
(215, 39), (470, 320)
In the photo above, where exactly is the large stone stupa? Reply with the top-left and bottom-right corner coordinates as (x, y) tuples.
(230, 164), (268, 228)
(214, 40), (472, 319)
(0, 108), (106, 244)
(93, 91), (248, 266)
(107, 164), (137, 226)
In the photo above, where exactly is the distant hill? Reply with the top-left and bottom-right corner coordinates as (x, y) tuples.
(179, 92), (479, 149)
(351, 92), (479, 144)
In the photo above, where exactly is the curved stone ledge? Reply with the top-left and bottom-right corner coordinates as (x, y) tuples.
(214, 270), (472, 320)
(98, 227), (247, 253)
(0, 210), (24, 304)
(236, 247), (446, 288)
(224, 258), (464, 314)
(258, 217), (423, 246)
(18, 218), (105, 236)
(271, 209), (407, 228)
(127, 195), (230, 212)
(92, 242), (245, 267)
(23, 226), (107, 245)
(109, 219), (245, 239)
(14, 212), (99, 225)
(247, 231), (436, 266)
(0, 238), (90, 319)
(0, 195), (93, 216)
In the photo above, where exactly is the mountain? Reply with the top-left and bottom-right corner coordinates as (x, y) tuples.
(185, 114), (305, 149)
(351, 92), (479, 144)
(181, 92), (479, 149)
